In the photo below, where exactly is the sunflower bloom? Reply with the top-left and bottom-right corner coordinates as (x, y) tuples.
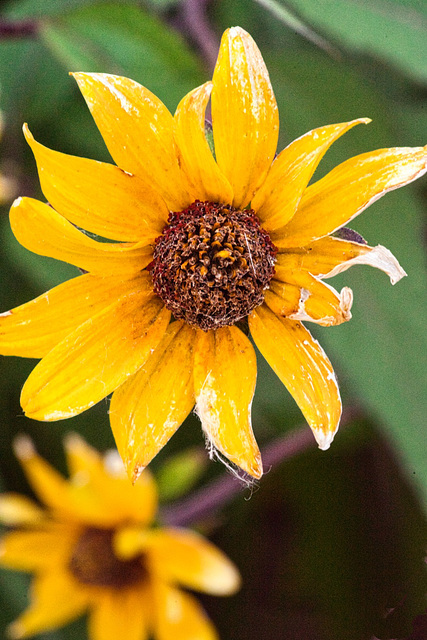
(0, 436), (239, 640)
(1, 27), (426, 481)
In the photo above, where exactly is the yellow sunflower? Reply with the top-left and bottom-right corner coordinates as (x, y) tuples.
(1, 27), (426, 481)
(0, 435), (240, 640)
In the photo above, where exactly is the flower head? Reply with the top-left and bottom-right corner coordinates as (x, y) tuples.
(0, 436), (240, 640)
(1, 27), (426, 480)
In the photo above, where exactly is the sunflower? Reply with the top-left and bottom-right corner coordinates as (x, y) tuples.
(1, 27), (426, 481)
(0, 435), (240, 640)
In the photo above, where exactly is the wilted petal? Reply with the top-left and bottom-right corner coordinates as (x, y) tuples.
(193, 326), (262, 478)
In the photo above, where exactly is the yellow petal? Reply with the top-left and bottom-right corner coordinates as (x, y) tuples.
(65, 434), (158, 526)
(154, 582), (218, 640)
(269, 272), (353, 326)
(249, 305), (341, 449)
(274, 145), (427, 248)
(0, 524), (77, 572)
(10, 197), (153, 275)
(174, 82), (233, 205)
(7, 571), (90, 639)
(88, 584), (149, 640)
(252, 119), (370, 230)
(72, 72), (191, 211)
(0, 493), (45, 526)
(110, 321), (196, 483)
(12, 435), (79, 515)
(24, 124), (168, 242)
(211, 27), (279, 208)
(0, 272), (146, 358)
(21, 294), (171, 421)
(193, 326), (262, 478)
(144, 528), (240, 595)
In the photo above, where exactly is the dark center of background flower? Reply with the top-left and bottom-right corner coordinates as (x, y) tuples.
(69, 527), (146, 588)
(151, 200), (277, 331)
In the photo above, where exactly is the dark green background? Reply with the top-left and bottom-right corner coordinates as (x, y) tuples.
(0, 1), (426, 639)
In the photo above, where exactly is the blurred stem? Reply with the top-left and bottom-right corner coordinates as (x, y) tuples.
(0, 20), (38, 37)
(159, 406), (362, 527)
(178, 0), (219, 71)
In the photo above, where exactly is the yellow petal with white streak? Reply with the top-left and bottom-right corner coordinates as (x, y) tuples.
(193, 326), (262, 478)
(10, 197), (153, 275)
(24, 124), (168, 241)
(174, 82), (233, 204)
(73, 72), (191, 211)
(21, 295), (170, 421)
(273, 146), (427, 248)
(0, 273), (147, 359)
(252, 119), (370, 230)
(212, 27), (279, 208)
(249, 305), (341, 450)
(110, 321), (196, 483)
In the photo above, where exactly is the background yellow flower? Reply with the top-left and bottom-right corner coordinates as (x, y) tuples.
(0, 436), (240, 640)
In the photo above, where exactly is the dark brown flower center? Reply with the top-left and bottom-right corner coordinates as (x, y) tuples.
(151, 200), (277, 331)
(69, 527), (146, 588)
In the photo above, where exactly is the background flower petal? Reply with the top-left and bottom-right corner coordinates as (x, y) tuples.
(10, 197), (153, 275)
(64, 434), (158, 526)
(252, 119), (370, 230)
(211, 26), (279, 208)
(109, 321), (196, 483)
(7, 571), (90, 639)
(153, 582), (218, 640)
(0, 524), (77, 572)
(174, 82), (233, 205)
(20, 295), (170, 421)
(88, 585), (149, 640)
(24, 124), (168, 242)
(72, 72), (191, 211)
(145, 528), (241, 595)
(193, 325), (262, 478)
(273, 146), (427, 248)
(0, 494), (45, 526)
(249, 305), (342, 450)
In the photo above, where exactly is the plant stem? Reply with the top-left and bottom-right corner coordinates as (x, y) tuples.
(159, 406), (362, 527)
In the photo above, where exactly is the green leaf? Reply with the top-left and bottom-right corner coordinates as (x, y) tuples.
(285, 0), (427, 83)
(156, 447), (207, 503)
(39, 1), (205, 110)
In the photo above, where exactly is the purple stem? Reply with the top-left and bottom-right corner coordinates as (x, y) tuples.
(0, 20), (38, 38)
(180, 0), (219, 71)
(159, 407), (362, 527)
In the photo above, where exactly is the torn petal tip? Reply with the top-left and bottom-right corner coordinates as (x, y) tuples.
(131, 463), (145, 485)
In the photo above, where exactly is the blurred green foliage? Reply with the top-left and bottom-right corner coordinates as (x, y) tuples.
(0, 0), (426, 639)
